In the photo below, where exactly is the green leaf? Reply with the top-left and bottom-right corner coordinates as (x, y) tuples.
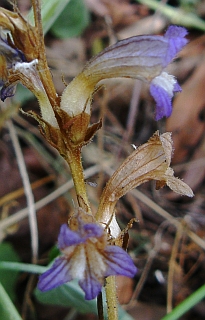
(14, 84), (35, 105)
(48, 245), (60, 262)
(35, 280), (97, 314)
(0, 261), (134, 319)
(0, 261), (46, 274)
(50, 0), (90, 38)
(0, 283), (22, 320)
(161, 284), (205, 320)
(137, 0), (205, 31)
(27, 0), (72, 34)
(0, 243), (20, 301)
(35, 282), (134, 319)
(118, 308), (134, 320)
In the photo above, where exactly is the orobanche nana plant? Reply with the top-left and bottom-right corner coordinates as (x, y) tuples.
(0, 1), (193, 319)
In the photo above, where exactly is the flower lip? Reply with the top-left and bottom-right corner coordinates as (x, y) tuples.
(150, 72), (182, 120)
(58, 224), (84, 249)
(164, 25), (188, 66)
(38, 257), (72, 292)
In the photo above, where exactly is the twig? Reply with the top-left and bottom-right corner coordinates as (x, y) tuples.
(0, 175), (54, 207)
(167, 225), (182, 313)
(0, 164), (101, 230)
(131, 188), (205, 251)
(7, 120), (38, 264)
(124, 80), (142, 143)
(130, 220), (170, 302)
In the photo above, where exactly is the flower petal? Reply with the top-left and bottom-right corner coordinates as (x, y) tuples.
(79, 269), (103, 300)
(38, 257), (72, 291)
(174, 81), (182, 92)
(0, 36), (26, 67)
(58, 224), (84, 249)
(150, 72), (182, 120)
(83, 223), (104, 239)
(150, 83), (172, 120)
(164, 25), (188, 65)
(165, 168), (194, 197)
(104, 246), (137, 278)
(1, 84), (16, 101)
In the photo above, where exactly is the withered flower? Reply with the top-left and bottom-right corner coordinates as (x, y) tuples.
(96, 131), (194, 237)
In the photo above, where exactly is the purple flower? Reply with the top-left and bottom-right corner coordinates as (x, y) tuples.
(61, 25), (188, 120)
(38, 222), (137, 300)
(0, 37), (26, 101)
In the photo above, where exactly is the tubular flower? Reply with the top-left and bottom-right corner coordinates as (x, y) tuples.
(38, 216), (137, 300)
(61, 25), (188, 120)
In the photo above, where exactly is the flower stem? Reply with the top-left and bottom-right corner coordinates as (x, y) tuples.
(31, 0), (59, 108)
(105, 276), (118, 320)
(65, 147), (92, 214)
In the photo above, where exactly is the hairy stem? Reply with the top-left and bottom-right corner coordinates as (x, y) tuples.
(105, 276), (118, 320)
(65, 148), (91, 213)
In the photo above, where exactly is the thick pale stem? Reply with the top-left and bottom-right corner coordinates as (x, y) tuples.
(105, 276), (118, 320)
(65, 148), (92, 214)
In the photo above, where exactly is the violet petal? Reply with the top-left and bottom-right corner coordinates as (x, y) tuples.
(83, 223), (104, 239)
(58, 224), (84, 249)
(174, 82), (182, 92)
(79, 269), (102, 300)
(164, 25), (188, 65)
(1, 84), (16, 101)
(150, 83), (173, 120)
(38, 257), (72, 292)
(104, 246), (137, 278)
